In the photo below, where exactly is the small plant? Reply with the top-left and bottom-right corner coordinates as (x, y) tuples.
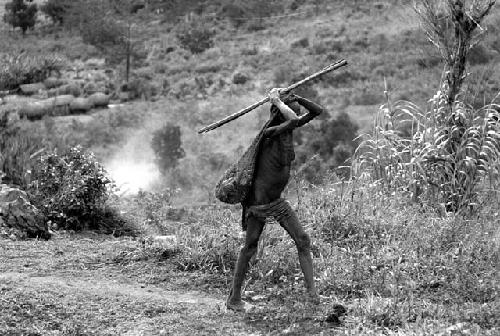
(3, 0), (38, 35)
(175, 16), (216, 54)
(29, 146), (114, 230)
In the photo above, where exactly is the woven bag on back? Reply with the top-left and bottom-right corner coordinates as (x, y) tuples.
(215, 119), (272, 204)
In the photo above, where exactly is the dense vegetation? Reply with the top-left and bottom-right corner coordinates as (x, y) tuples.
(0, 0), (499, 334)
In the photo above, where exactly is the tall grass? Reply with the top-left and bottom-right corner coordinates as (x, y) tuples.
(352, 83), (500, 214)
(122, 173), (499, 332)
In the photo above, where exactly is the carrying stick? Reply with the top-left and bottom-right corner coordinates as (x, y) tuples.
(198, 59), (348, 134)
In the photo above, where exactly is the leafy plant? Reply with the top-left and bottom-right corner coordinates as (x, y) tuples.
(29, 146), (114, 230)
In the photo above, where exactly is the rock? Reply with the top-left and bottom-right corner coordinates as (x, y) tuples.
(232, 71), (250, 85)
(0, 185), (50, 240)
(44, 77), (66, 89)
(49, 83), (82, 97)
(50, 95), (74, 116)
(89, 92), (110, 107)
(3, 95), (38, 105)
(70, 97), (92, 113)
(19, 83), (45, 95)
(18, 100), (53, 119)
(53, 95), (75, 106)
(118, 91), (131, 102)
(85, 58), (106, 68)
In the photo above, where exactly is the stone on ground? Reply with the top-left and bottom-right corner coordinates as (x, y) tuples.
(0, 185), (50, 240)
(19, 83), (45, 96)
(70, 97), (92, 113)
(89, 92), (110, 107)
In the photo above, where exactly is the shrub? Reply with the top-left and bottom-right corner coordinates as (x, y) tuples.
(295, 112), (360, 176)
(3, 0), (38, 35)
(151, 124), (185, 174)
(0, 53), (66, 90)
(29, 146), (114, 230)
(40, 0), (70, 25)
(175, 17), (216, 54)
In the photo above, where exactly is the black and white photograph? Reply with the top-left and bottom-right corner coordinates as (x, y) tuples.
(0, 0), (499, 335)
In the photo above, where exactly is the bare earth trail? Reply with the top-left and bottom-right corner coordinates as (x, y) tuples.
(0, 234), (267, 336)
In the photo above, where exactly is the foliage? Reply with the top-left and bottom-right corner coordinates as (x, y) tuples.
(40, 0), (70, 25)
(414, 0), (496, 111)
(78, 1), (125, 50)
(151, 123), (185, 174)
(68, 0), (145, 79)
(353, 90), (500, 213)
(295, 112), (360, 182)
(29, 146), (114, 230)
(175, 16), (216, 54)
(0, 52), (66, 90)
(3, 0), (38, 35)
(124, 176), (499, 334)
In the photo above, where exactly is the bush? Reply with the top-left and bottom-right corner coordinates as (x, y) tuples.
(175, 17), (216, 54)
(296, 112), (360, 168)
(29, 146), (114, 230)
(0, 53), (66, 90)
(40, 0), (70, 25)
(3, 0), (37, 35)
(151, 124), (185, 174)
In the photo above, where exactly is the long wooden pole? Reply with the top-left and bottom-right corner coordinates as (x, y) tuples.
(198, 59), (348, 134)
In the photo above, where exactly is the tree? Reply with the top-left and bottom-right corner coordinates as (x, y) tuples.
(415, 0), (496, 117)
(151, 124), (185, 174)
(414, 0), (498, 211)
(67, 0), (145, 83)
(3, 0), (38, 35)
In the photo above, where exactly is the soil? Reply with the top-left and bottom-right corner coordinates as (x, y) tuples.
(0, 233), (333, 336)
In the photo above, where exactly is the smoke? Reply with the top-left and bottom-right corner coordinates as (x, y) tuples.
(104, 127), (160, 195)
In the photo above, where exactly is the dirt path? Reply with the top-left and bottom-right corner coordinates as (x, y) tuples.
(0, 272), (223, 307)
(0, 237), (263, 336)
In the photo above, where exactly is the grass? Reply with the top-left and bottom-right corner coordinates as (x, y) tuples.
(1, 179), (497, 335)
